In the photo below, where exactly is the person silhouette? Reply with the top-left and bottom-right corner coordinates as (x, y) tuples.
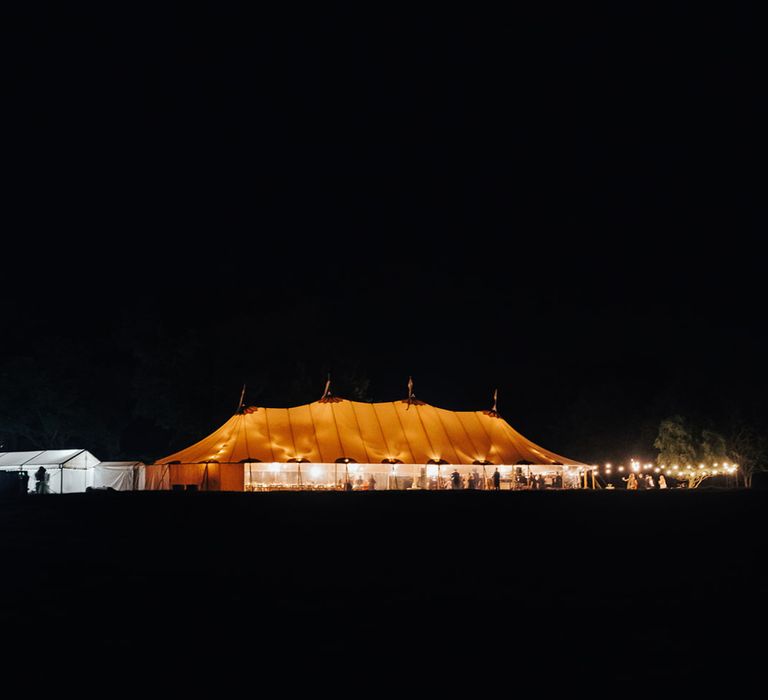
(622, 473), (637, 490)
(34, 466), (49, 494)
(492, 468), (501, 490)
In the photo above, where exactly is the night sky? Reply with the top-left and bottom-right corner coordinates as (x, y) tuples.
(2, 5), (765, 463)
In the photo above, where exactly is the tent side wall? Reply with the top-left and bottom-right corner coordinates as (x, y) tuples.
(145, 464), (171, 490)
(143, 463), (243, 491)
(61, 467), (87, 493)
(169, 463), (245, 491)
(91, 464), (146, 490)
(143, 462), (589, 491)
(218, 464), (245, 491)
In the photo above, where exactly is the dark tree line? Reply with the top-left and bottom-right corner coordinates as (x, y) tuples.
(1, 290), (765, 466)
(0, 314), (372, 462)
(654, 416), (766, 487)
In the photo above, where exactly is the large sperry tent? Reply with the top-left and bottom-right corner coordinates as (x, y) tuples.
(147, 398), (589, 491)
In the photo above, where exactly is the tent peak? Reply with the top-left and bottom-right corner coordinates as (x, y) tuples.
(483, 388), (501, 418)
(318, 374), (343, 403)
(402, 375), (425, 408)
(236, 384), (247, 414)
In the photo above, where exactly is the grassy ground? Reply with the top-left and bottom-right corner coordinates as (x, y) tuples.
(0, 489), (764, 689)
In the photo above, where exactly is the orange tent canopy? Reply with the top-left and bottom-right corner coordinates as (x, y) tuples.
(157, 399), (584, 466)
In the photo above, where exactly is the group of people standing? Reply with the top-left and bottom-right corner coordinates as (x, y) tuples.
(622, 472), (667, 490)
(446, 468), (559, 491)
(338, 474), (377, 491)
(448, 468), (493, 489)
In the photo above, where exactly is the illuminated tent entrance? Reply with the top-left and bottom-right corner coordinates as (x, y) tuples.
(147, 398), (592, 491)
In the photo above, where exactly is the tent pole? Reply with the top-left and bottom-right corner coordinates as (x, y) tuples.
(60, 465), (64, 495)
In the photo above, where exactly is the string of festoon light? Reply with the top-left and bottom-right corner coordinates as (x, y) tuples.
(590, 460), (739, 477)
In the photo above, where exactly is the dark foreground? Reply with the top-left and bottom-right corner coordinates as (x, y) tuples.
(1, 490), (765, 689)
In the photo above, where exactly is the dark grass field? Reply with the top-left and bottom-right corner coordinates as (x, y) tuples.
(1, 490), (765, 689)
